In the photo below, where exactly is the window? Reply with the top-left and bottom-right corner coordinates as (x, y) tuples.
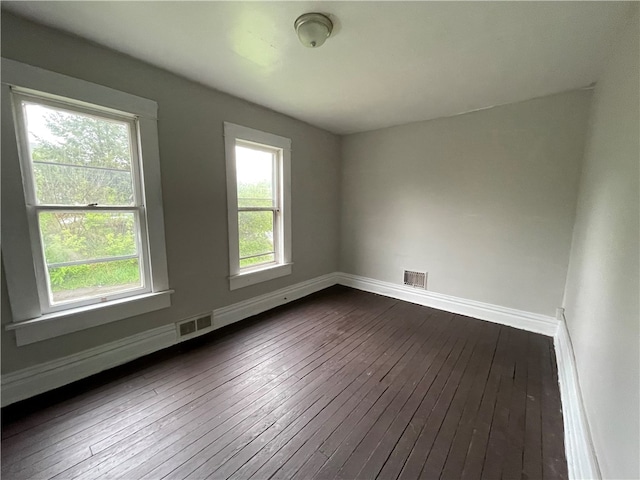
(2, 59), (171, 345)
(224, 123), (291, 290)
(14, 94), (150, 309)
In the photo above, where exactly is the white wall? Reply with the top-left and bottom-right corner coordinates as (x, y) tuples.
(562, 8), (640, 479)
(1, 12), (341, 373)
(340, 90), (592, 316)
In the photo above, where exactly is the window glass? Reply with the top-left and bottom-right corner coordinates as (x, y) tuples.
(39, 211), (139, 263)
(2, 59), (171, 341)
(17, 96), (146, 308)
(235, 143), (278, 270)
(24, 102), (135, 206)
(48, 259), (141, 304)
(238, 210), (275, 268)
(224, 122), (291, 289)
(235, 145), (274, 208)
(39, 210), (142, 304)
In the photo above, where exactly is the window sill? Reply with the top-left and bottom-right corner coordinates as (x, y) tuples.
(229, 263), (292, 290)
(6, 290), (174, 346)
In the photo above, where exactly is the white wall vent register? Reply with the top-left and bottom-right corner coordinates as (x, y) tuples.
(403, 270), (427, 289)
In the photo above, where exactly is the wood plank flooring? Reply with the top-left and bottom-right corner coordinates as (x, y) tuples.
(1, 286), (568, 479)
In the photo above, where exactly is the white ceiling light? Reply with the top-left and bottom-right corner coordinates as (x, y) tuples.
(294, 13), (333, 48)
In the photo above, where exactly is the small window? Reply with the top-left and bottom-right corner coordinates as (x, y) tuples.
(224, 123), (291, 290)
(13, 94), (150, 311)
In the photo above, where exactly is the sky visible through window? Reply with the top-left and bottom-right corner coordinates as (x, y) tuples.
(22, 101), (142, 304)
(235, 144), (276, 268)
(26, 106), (279, 282)
(26, 103), (64, 144)
(27, 106), (275, 185)
(235, 144), (273, 185)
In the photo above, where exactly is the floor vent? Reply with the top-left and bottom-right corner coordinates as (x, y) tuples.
(177, 314), (214, 340)
(196, 315), (212, 330)
(179, 320), (196, 337)
(404, 270), (427, 289)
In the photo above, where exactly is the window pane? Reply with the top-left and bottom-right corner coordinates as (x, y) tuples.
(23, 102), (135, 206)
(32, 162), (134, 206)
(238, 210), (274, 265)
(236, 145), (274, 208)
(240, 253), (275, 269)
(49, 258), (142, 304)
(39, 211), (138, 265)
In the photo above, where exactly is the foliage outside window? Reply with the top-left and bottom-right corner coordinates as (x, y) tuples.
(224, 123), (292, 290)
(236, 143), (279, 269)
(14, 94), (150, 310)
(2, 58), (170, 345)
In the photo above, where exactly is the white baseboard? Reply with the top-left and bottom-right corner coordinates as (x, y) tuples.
(1, 324), (177, 407)
(554, 318), (601, 479)
(338, 273), (600, 478)
(7, 267), (591, 480)
(213, 272), (339, 329)
(335, 272), (559, 336)
(1, 272), (340, 407)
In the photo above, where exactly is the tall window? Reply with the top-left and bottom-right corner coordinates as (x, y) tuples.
(236, 142), (280, 269)
(13, 93), (150, 310)
(224, 123), (291, 290)
(2, 58), (170, 346)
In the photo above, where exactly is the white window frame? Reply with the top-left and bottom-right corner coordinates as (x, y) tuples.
(224, 122), (292, 290)
(12, 92), (152, 313)
(2, 58), (172, 346)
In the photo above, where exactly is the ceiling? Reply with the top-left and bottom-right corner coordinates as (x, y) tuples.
(2, 1), (634, 134)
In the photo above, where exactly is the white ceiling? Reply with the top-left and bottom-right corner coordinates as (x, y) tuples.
(3, 1), (634, 134)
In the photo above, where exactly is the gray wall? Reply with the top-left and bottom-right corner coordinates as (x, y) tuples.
(340, 90), (592, 316)
(1, 12), (341, 373)
(3, 15), (638, 478)
(562, 8), (640, 479)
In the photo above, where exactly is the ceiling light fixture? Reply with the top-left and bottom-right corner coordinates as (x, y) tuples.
(294, 13), (333, 48)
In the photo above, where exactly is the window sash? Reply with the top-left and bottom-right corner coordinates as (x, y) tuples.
(237, 206), (279, 268)
(235, 145), (282, 271)
(239, 252), (276, 262)
(238, 206), (280, 212)
(14, 88), (137, 124)
(224, 122), (291, 288)
(12, 91), (144, 209)
(47, 254), (139, 269)
(31, 205), (143, 211)
(28, 206), (151, 312)
(32, 160), (131, 174)
(12, 91), (152, 313)
(235, 140), (278, 210)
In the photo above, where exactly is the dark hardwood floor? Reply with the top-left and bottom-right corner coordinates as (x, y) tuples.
(1, 286), (568, 479)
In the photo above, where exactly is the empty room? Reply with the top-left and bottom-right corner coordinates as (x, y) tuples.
(0, 2), (638, 479)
